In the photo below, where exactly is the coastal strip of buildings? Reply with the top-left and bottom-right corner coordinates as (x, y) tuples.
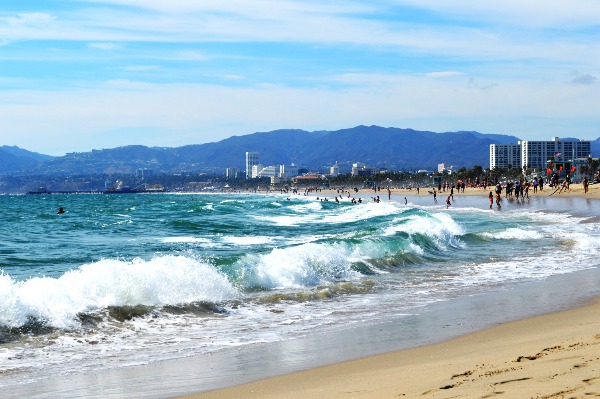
(235, 137), (593, 186)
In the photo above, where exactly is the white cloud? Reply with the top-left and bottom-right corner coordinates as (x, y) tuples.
(88, 42), (122, 50)
(5, 12), (56, 26)
(424, 71), (466, 78)
(121, 65), (161, 71)
(394, 0), (600, 28)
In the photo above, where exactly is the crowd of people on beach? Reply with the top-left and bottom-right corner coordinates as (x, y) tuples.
(282, 169), (598, 210)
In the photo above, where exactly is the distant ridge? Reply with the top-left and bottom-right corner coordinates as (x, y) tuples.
(0, 146), (54, 173)
(1, 126), (598, 175)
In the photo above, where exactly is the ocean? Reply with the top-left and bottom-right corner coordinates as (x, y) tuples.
(1, 191), (600, 397)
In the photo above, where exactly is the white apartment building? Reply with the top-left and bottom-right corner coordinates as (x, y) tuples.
(490, 137), (591, 172)
(520, 138), (590, 171)
(245, 152), (259, 179)
(257, 165), (278, 178)
(351, 162), (376, 176)
(251, 164), (264, 179)
(330, 162), (340, 177)
(489, 144), (522, 170)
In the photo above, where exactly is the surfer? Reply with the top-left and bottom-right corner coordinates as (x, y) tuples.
(56, 207), (65, 215)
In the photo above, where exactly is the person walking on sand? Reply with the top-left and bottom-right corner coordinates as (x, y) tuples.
(558, 179), (568, 194)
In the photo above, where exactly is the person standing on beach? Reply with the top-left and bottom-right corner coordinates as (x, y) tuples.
(583, 176), (589, 194)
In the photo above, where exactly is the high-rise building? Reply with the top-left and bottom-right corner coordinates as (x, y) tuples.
(490, 137), (591, 172)
(245, 152), (259, 179)
(520, 138), (590, 171)
(226, 167), (240, 179)
(489, 144), (522, 170)
(329, 162), (340, 177)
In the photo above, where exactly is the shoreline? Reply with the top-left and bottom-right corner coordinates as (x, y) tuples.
(176, 266), (600, 399)
(184, 294), (600, 399)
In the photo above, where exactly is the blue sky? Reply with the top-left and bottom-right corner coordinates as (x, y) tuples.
(0, 1), (599, 155)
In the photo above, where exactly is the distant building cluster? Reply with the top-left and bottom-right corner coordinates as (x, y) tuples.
(240, 153), (392, 185)
(243, 151), (299, 182)
(437, 163), (454, 174)
(490, 137), (591, 176)
(351, 162), (377, 176)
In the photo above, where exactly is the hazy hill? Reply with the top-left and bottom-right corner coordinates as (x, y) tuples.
(0, 146), (54, 173)
(35, 126), (517, 174)
(5, 126), (599, 176)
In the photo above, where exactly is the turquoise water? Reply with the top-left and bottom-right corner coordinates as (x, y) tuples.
(1, 192), (599, 390)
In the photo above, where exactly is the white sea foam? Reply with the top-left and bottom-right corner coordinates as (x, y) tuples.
(258, 200), (400, 227)
(384, 212), (464, 246)
(0, 256), (238, 329)
(162, 237), (212, 244)
(237, 242), (364, 289)
(222, 236), (280, 246)
(481, 228), (543, 240)
(320, 201), (400, 224)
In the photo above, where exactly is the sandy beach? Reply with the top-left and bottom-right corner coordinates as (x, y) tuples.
(184, 298), (600, 399)
(181, 185), (600, 399)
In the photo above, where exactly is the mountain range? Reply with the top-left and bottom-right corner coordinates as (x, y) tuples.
(1, 126), (599, 176)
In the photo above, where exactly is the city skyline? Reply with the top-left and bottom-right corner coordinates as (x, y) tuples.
(1, 1), (599, 156)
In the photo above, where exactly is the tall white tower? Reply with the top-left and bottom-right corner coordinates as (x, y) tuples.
(245, 152), (259, 179)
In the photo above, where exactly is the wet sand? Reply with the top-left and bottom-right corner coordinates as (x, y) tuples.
(184, 297), (600, 399)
